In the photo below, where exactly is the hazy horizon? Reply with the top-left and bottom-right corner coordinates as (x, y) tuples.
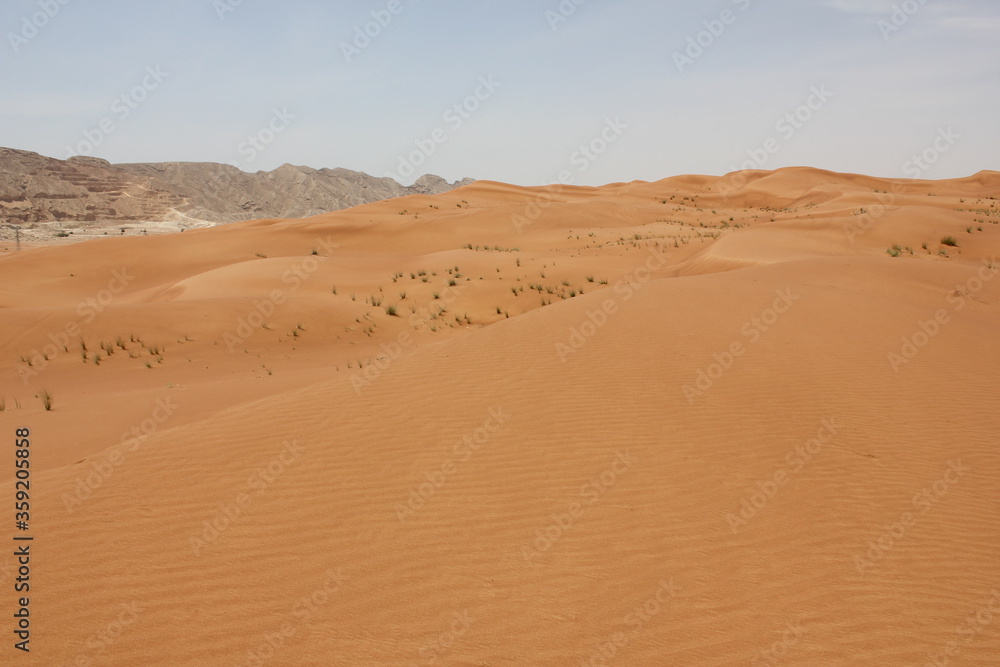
(2, 0), (997, 186)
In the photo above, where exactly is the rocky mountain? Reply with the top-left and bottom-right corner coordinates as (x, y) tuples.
(0, 147), (474, 226)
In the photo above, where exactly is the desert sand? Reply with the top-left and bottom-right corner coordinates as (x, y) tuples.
(1, 167), (999, 665)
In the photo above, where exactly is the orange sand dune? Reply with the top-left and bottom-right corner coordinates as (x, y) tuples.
(1, 167), (999, 665)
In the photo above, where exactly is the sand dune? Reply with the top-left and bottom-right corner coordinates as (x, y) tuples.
(1, 167), (999, 665)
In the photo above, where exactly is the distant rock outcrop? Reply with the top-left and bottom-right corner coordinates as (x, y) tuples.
(0, 147), (475, 225)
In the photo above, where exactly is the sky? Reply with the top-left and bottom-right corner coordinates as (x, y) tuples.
(1, 0), (997, 186)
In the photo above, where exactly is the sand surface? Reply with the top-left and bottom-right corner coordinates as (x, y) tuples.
(1, 167), (999, 665)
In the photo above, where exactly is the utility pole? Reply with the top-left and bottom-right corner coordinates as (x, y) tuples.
(5, 224), (20, 252)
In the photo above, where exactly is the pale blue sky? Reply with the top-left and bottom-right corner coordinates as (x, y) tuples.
(1, 0), (997, 185)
